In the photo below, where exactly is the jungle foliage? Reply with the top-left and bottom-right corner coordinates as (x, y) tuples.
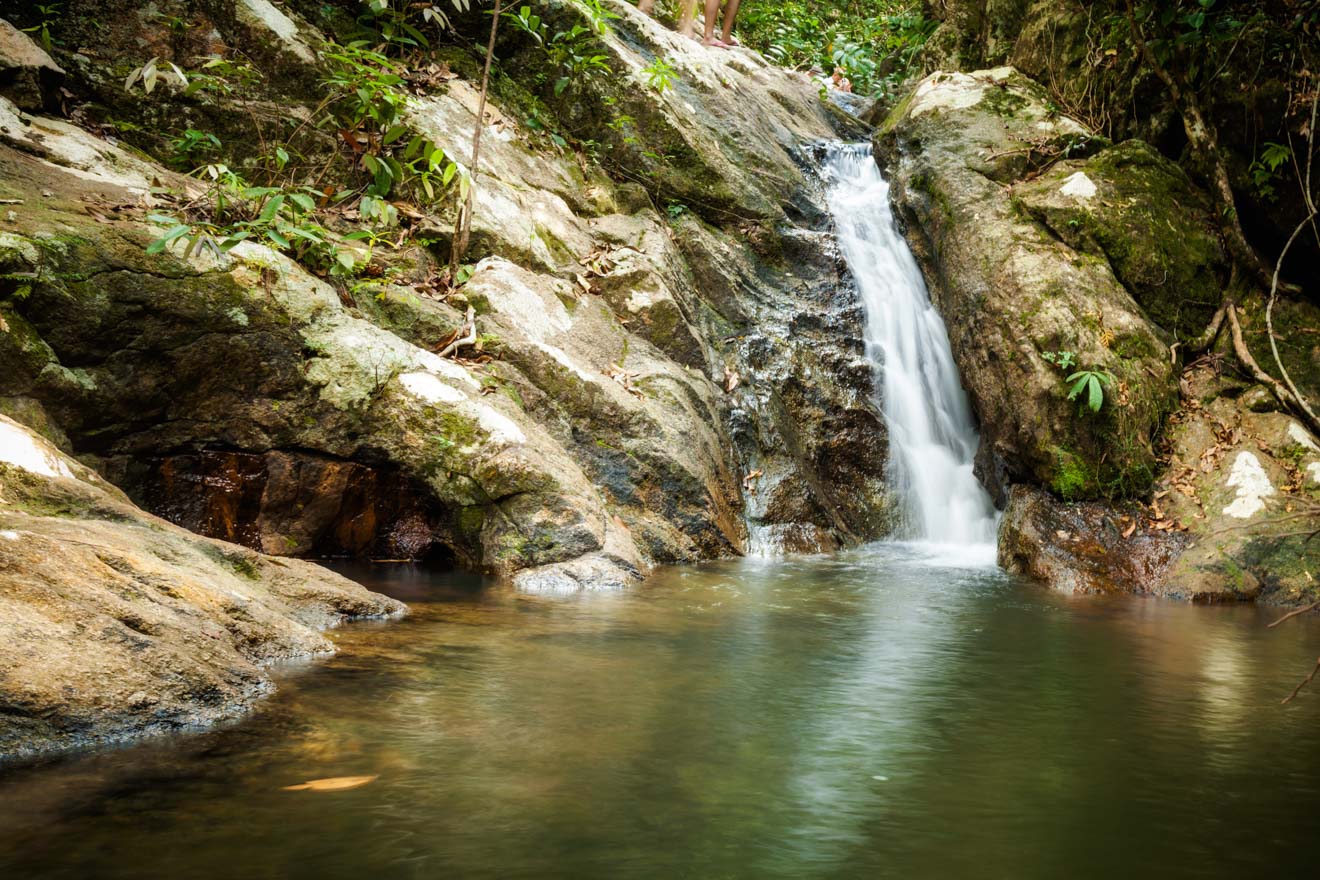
(736, 0), (932, 98)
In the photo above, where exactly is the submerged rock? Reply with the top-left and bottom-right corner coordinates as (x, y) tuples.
(0, 416), (405, 761)
(999, 485), (1189, 596)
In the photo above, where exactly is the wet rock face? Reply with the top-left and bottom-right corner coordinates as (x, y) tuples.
(112, 450), (458, 563)
(999, 485), (1190, 597)
(0, 416), (405, 761)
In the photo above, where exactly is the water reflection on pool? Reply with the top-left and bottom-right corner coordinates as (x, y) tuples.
(2, 546), (1319, 879)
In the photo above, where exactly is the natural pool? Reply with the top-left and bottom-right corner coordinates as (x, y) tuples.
(2, 546), (1319, 879)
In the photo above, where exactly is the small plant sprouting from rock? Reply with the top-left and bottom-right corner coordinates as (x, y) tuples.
(138, 35), (469, 282)
(641, 58), (678, 94)
(1041, 350), (1077, 371)
(21, 3), (63, 53)
(1043, 351), (1114, 413)
(1066, 368), (1116, 413)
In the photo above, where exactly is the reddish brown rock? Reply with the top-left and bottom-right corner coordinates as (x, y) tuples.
(998, 485), (1191, 596)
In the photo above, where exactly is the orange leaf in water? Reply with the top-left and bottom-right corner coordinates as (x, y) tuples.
(282, 775), (378, 792)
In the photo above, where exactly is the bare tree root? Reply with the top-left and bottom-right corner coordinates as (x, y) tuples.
(1174, 299), (1229, 362)
(1224, 304), (1320, 436)
(439, 306), (477, 358)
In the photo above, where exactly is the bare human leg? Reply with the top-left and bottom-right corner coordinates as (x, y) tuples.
(703, 0), (725, 46)
(678, 0), (698, 38)
(638, 0), (655, 14)
(720, 0), (741, 45)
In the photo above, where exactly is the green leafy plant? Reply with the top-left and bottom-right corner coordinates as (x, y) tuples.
(356, 0), (472, 51)
(1249, 141), (1292, 200)
(180, 56), (262, 99)
(146, 162), (356, 277)
(739, 1), (933, 99)
(168, 129), (221, 171)
(1065, 368), (1116, 413)
(320, 42), (469, 207)
(22, 3), (62, 52)
(641, 58), (677, 93)
(1041, 350), (1077, 370)
(504, 4), (614, 96)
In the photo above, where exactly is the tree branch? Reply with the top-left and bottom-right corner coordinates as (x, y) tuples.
(1282, 657), (1320, 705)
(1269, 599), (1320, 629)
(450, 0), (503, 278)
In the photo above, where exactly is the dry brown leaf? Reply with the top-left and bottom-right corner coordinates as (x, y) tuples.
(1122, 520), (1137, 539)
(282, 775), (378, 792)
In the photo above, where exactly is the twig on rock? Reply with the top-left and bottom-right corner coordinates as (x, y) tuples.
(438, 306), (477, 358)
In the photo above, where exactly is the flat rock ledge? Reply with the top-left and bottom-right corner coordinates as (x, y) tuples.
(0, 416), (405, 763)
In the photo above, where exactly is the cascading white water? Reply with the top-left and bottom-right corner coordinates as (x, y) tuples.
(824, 144), (1000, 557)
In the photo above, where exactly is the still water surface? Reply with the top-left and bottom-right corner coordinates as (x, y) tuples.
(2, 546), (1319, 879)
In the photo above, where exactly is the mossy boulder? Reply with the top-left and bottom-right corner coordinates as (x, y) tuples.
(1002, 362), (1320, 603)
(1015, 140), (1228, 341)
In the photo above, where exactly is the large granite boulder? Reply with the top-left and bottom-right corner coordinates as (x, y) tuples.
(0, 17), (63, 112)
(0, 415), (404, 761)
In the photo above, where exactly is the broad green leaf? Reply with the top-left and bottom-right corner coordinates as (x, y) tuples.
(258, 194), (286, 223)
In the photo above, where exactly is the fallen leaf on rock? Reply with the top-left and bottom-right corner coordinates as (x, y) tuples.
(605, 363), (644, 398)
(1122, 520), (1137, 539)
(282, 775), (378, 792)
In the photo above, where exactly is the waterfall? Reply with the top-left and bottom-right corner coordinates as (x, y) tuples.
(824, 144), (1000, 558)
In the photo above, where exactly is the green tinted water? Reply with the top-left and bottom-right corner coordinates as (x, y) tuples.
(2, 546), (1319, 879)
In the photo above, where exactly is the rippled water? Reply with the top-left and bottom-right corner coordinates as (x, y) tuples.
(3, 548), (1320, 879)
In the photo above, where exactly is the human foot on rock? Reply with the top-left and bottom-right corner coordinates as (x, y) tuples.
(704, 38), (729, 48)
